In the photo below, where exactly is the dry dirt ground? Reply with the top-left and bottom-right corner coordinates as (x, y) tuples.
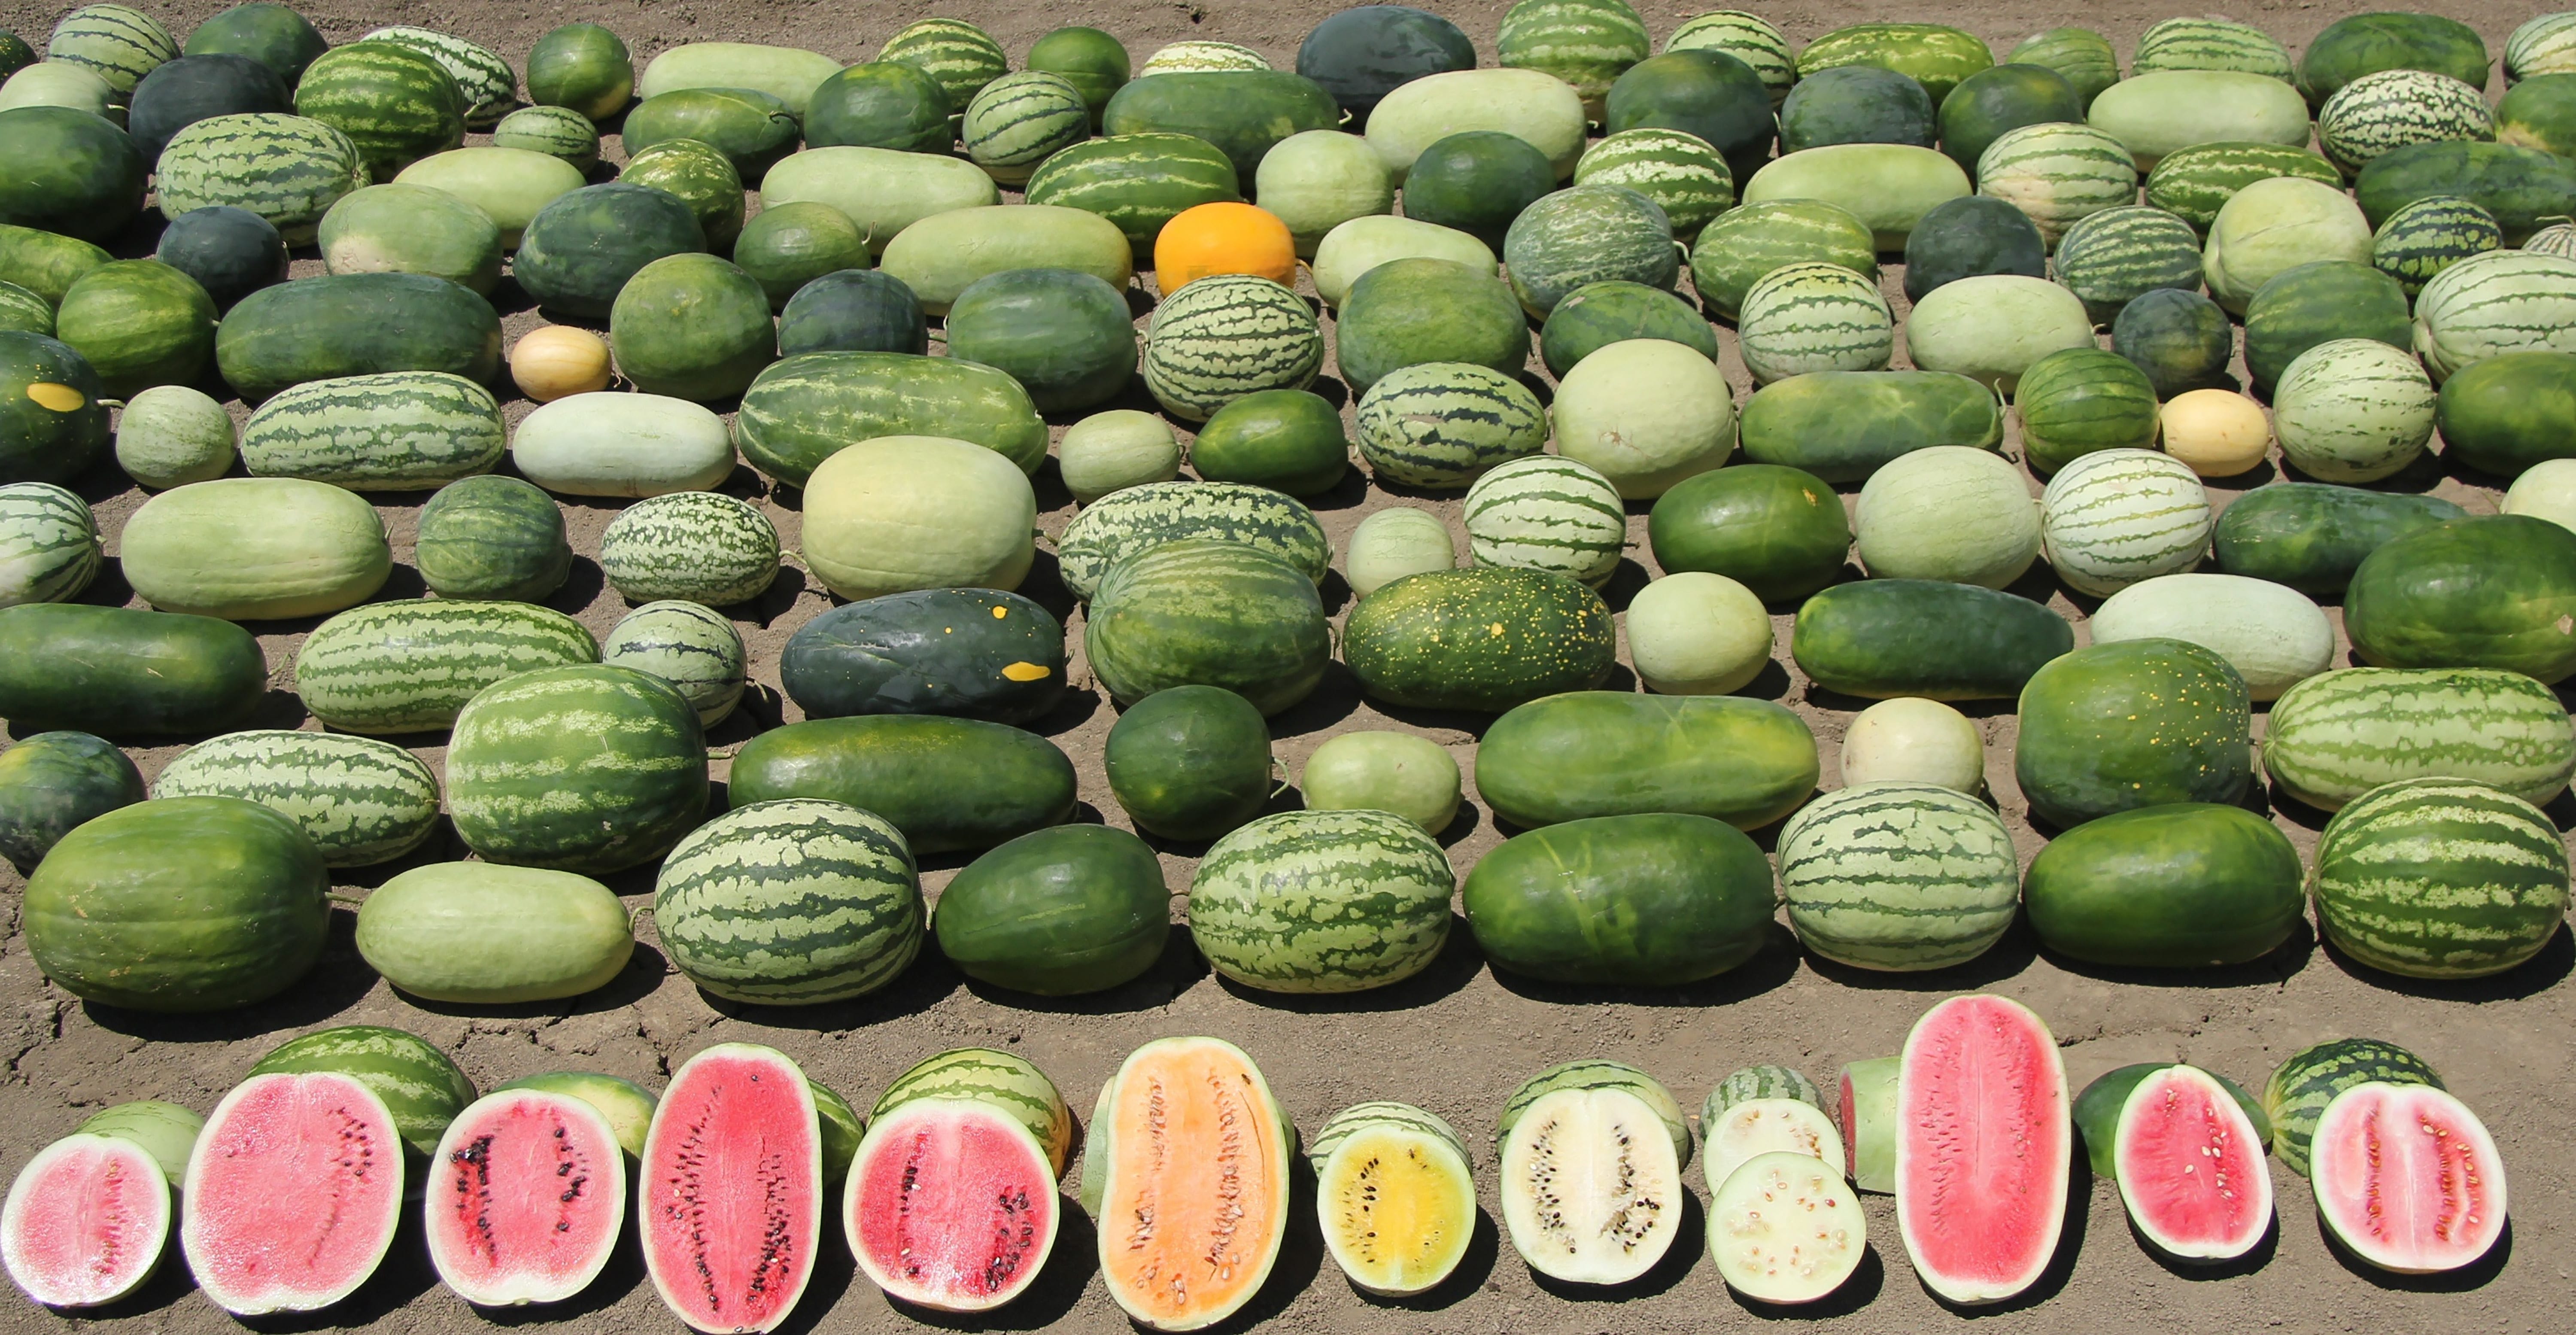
(0, 1), (2567, 1332)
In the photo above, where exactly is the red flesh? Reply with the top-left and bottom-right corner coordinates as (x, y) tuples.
(639, 1048), (821, 1335)
(1, 1135), (168, 1308)
(425, 1091), (625, 1306)
(181, 1072), (404, 1316)
(2113, 1067), (2271, 1259)
(1837, 1072), (1859, 1179)
(1896, 994), (2069, 1304)
(847, 1100), (1058, 1312)
(2311, 1083), (2506, 1273)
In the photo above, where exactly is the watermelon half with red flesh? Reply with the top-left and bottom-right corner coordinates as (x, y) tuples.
(425, 1088), (627, 1307)
(1, 1133), (170, 1308)
(2310, 1082), (2507, 1274)
(181, 1071), (406, 1316)
(844, 1095), (1060, 1312)
(639, 1042), (823, 1335)
(2111, 1065), (2273, 1261)
(1895, 994), (2071, 1305)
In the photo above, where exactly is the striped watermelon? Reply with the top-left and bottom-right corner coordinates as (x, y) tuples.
(1973, 121), (2138, 246)
(872, 1048), (1075, 1174)
(1686, 198), (1878, 321)
(2271, 338), (2436, 483)
(1352, 362), (1546, 489)
(2312, 778), (2571, 980)
(2265, 667), (2576, 811)
(237, 371), (503, 491)
(151, 730), (440, 867)
(1572, 129), (1735, 239)
(1502, 184), (1677, 318)
(652, 798), (924, 1005)
(1140, 274), (1324, 421)
(155, 113), (368, 246)
(1187, 808), (1454, 994)
(1736, 261), (1894, 383)
(1665, 11), (1795, 103)
(2054, 205), (2205, 325)
(1776, 782), (2020, 972)
(2142, 141), (2344, 231)
(2129, 17), (2293, 81)
(292, 41), (466, 181)
(2527, 221), (2576, 258)
(447, 665), (707, 874)
(1709, 1065), (1824, 1112)
(1497, 0), (1650, 113)
(0, 481), (100, 608)
(249, 1025), (476, 1158)
(1461, 455), (1625, 586)
(2011, 28), (2120, 107)
(2318, 70), (2496, 176)
(361, 27), (516, 127)
(602, 601), (747, 727)
(45, 4), (174, 94)
(2015, 348), (2161, 474)
(961, 72), (1089, 184)
(878, 18), (1007, 114)
(1495, 1059), (1690, 1162)
(1138, 40), (1269, 75)
(296, 599), (599, 734)
(1053, 480), (1331, 600)
(2509, 14), (2576, 81)
(490, 105), (598, 169)
(1794, 23), (1993, 108)
(1023, 132), (1242, 255)
(2263, 1038), (2443, 1177)
(597, 491), (780, 607)
(2372, 195), (2502, 295)
(2412, 249), (2576, 380)
(2039, 448), (2213, 597)
(1085, 538), (1331, 714)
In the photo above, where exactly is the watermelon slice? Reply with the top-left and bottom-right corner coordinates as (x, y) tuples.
(1090, 1036), (1293, 1330)
(844, 1095), (1060, 1312)
(1708, 1150), (1868, 1304)
(424, 1088), (627, 1307)
(1, 1133), (170, 1308)
(2111, 1065), (2273, 1261)
(1309, 1102), (1477, 1296)
(2310, 1082), (2507, 1274)
(181, 1071), (406, 1316)
(1836, 1056), (1898, 1193)
(639, 1043), (823, 1335)
(1895, 994), (2070, 1305)
(1497, 1086), (1685, 1285)
(1702, 1096), (1844, 1193)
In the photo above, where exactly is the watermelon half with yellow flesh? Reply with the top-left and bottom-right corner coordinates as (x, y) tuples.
(1090, 1036), (1291, 1331)
(845, 1096), (1059, 1312)
(639, 1044), (822, 1335)
(2310, 1082), (2507, 1274)
(0, 1132), (171, 1308)
(1895, 994), (2069, 1304)
(181, 1071), (406, 1316)
(424, 1088), (627, 1307)
(2110, 1065), (2273, 1261)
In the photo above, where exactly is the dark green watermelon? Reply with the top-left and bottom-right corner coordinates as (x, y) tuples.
(1398, 130), (1553, 250)
(1646, 464), (1851, 601)
(2346, 516), (2576, 683)
(153, 205), (285, 310)
(2242, 261), (2411, 393)
(778, 269), (928, 356)
(126, 54), (287, 161)
(1, 331), (109, 485)
(2112, 288), (2234, 398)
(731, 202), (869, 310)
(2015, 639), (2254, 829)
(512, 182), (708, 319)
(942, 267), (1135, 412)
(1464, 812), (1776, 986)
(413, 474), (571, 602)
(2498, 73), (2576, 158)
(1902, 194), (2045, 302)
(1937, 61), (2082, 176)
(2023, 803), (2305, 968)
(2353, 141), (2576, 244)
(1103, 684), (1274, 841)
(0, 30), (30, 79)
(1778, 64), (1935, 155)
(2437, 351), (2576, 479)
(1296, 5), (1476, 123)
(0, 731), (144, 873)
(2297, 12), (2489, 106)
(780, 588), (1066, 725)
(1188, 389), (1349, 496)
(2213, 484), (2469, 595)
(1539, 280), (1720, 377)
(0, 107), (148, 244)
(933, 824), (1169, 994)
(1605, 49), (1777, 181)
(182, 3), (329, 86)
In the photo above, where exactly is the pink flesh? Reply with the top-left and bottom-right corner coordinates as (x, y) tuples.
(2114, 1070), (2269, 1256)
(849, 1103), (1056, 1311)
(3, 1137), (167, 1308)
(1837, 1073), (1859, 1179)
(641, 1052), (820, 1333)
(184, 1073), (401, 1314)
(426, 1093), (623, 1305)
(1898, 995), (2069, 1299)
(2312, 1086), (2504, 1272)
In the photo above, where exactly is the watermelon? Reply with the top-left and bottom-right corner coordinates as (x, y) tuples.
(1400, 131), (1555, 252)
(353, 862), (631, 1005)
(1776, 782), (2019, 971)
(2143, 140), (2345, 232)
(962, 72), (1089, 184)
(1466, 812), (1774, 985)
(1741, 143), (1971, 251)
(2438, 350), (2576, 479)
(1491, 1061), (1688, 1284)
(844, 1094), (1059, 1313)
(619, 139), (744, 252)
(2087, 572), (2335, 701)
(215, 271), (499, 403)
(445, 665), (708, 874)
(2266, 667), (2576, 812)
(1501, 184), (1677, 318)
(1852, 446), (2039, 587)
(602, 601), (748, 728)
(726, 715), (1075, 855)
(1791, 579), (2074, 701)
(413, 475), (569, 602)
(0, 61), (115, 117)
(2075, 1063), (2272, 1180)
(1735, 261), (1893, 383)
(2088, 71), (2313, 171)
(624, 86), (798, 179)
(1940, 62), (2083, 177)
(1100, 70), (1339, 180)
(1299, 730), (1461, 832)
(2346, 515), (2576, 682)
(2242, 260), (2412, 394)
(361, 26), (513, 128)
(1252, 129), (1396, 258)
(1352, 361), (1546, 489)
(1366, 68), (1588, 180)
(2051, 205), (2203, 325)
(295, 599), (598, 733)
(2318, 69), (2494, 176)
(2023, 803), (2303, 967)
(933, 824), (1169, 995)
(1085, 538), (1330, 716)
(2272, 338), (2436, 484)
(0, 604), (264, 739)
(1188, 808), (1453, 993)
(781, 588), (1063, 726)
(1539, 279), (1716, 377)
(610, 253), (775, 402)
(2297, 12), (2490, 107)
(1104, 684), (1274, 840)
(424, 1089), (625, 1307)
(1476, 691), (1816, 829)
(1686, 198), (1877, 320)
(2374, 195), (2502, 296)
(2355, 141), (2576, 245)
(1839, 697), (1986, 793)
(2105, 1066), (2275, 1261)
(0, 1131), (170, 1308)
(1795, 23), (1993, 107)
(510, 182), (707, 320)
(0, 480), (99, 608)
(2311, 1083), (2508, 1274)
(2038, 449), (2213, 597)
(2312, 778), (2571, 980)
(878, 17), (1007, 114)
(2015, 639), (2252, 829)
(126, 54), (288, 161)
(1498, 0), (1649, 113)
(0, 279), (45, 337)
(735, 352), (1045, 485)
(1305, 1101), (1476, 1297)
(2130, 16), (2292, 80)
(118, 477), (389, 621)
(1647, 464), (1849, 600)
(654, 798), (923, 1004)
(1140, 45), (1269, 82)
(2205, 177), (2377, 316)
(293, 41), (464, 181)
(778, 270), (926, 357)
(490, 104), (599, 168)
(182, 4), (328, 87)
(1342, 567), (1615, 714)
(1140, 274), (1323, 421)
(44, 5), (173, 94)
(520, 22), (632, 120)
(1777, 65), (1934, 155)
(1089, 1037), (1292, 1327)
(639, 43), (837, 118)
(49, 260), (214, 399)
(1902, 195), (2045, 303)
(181, 1073), (403, 1315)
(805, 61), (954, 149)
(1571, 128), (1734, 239)
(597, 491), (778, 608)
(237, 370), (502, 491)
(2413, 249), (2576, 381)
(113, 383), (236, 488)
(807, 434), (1039, 586)
(2510, 14), (2576, 81)
(152, 730), (437, 867)
(1334, 257), (1529, 394)
(1667, 11), (1796, 104)
(870, 1051), (1072, 1178)
(1623, 571), (1772, 695)
(1189, 389), (1348, 496)
(2212, 483), (2466, 595)
(0, 731), (140, 872)
(638, 1045), (823, 1334)
(2264, 1038), (2445, 1177)
(2498, 71), (2576, 156)
(1345, 509), (1458, 601)
(1603, 48), (1776, 183)
(1030, 26), (1131, 122)
(1296, 6), (1473, 121)
(0, 106), (145, 244)
(1023, 133), (1241, 257)
(1905, 274), (2094, 394)
(1735, 369), (2001, 484)
(1895, 995), (2069, 1304)
(153, 204), (284, 310)
(2014, 348), (2160, 475)
(1551, 337), (1735, 497)
(1462, 455), (1625, 587)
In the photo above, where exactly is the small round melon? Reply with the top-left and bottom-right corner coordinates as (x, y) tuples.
(1552, 338), (1736, 498)
(113, 384), (234, 489)
(2160, 390), (2272, 477)
(1255, 129), (1392, 258)
(153, 204), (284, 311)
(732, 202), (870, 310)
(1334, 256), (1528, 394)
(1778, 65), (1934, 155)
(1300, 731), (1461, 833)
(510, 325), (611, 401)
(52, 260), (217, 400)
(1189, 389), (1348, 496)
(1853, 445), (2040, 588)
(1625, 572), (1774, 696)
(491, 104), (600, 169)
(602, 600), (747, 726)
(1938, 61), (2082, 176)
(802, 435), (1037, 601)
(1462, 455), (1624, 585)
(608, 253), (775, 402)
(1398, 131), (1552, 250)
(1059, 409), (1179, 503)
(1839, 697), (1985, 791)
(2505, 457), (2576, 532)
(1345, 507), (1454, 597)
(2111, 288), (2232, 399)
(778, 269), (927, 357)
(1902, 194), (2045, 303)
(414, 474), (571, 602)
(2203, 177), (2375, 315)
(945, 266), (1136, 412)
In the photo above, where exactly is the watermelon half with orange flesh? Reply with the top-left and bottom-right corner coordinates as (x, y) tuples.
(2310, 1082), (2506, 1274)
(181, 1071), (406, 1316)
(845, 1096), (1059, 1311)
(1, 1133), (170, 1308)
(1894, 994), (2070, 1305)
(638, 1043), (823, 1334)
(424, 1088), (627, 1306)
(1090, 1035), (1292, 1331)
(2111, 1065), (2273, 1261)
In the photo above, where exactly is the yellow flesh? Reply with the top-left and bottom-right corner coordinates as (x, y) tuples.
(1316, 1128), (1474, 1295)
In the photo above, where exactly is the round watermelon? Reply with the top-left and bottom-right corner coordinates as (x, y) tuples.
(1190, 389), (1349, 496)
(1539, 280), (1718, 377)
(1647, 464), (1850, 602)
(778, 269), (927, 356)
(413, 474), (570, 602)
(944, 267), (1136, 411)
(0, 730), (141, 873)
(1604, 47), (1775, 180)
(513, 183), (707, 319)
(655, 798), (924, 1004)
(182, 3), (328, 86)
(126, 54), (286, 161)
(51, 260), (216, 399)
(0, 106), (147, 243)
(1296, 5), (1474, 122)
(1902, 194), (2044, 302)
(807, 61), (950, 152)
(609, 254), (775, 401)
(1502, 183), (1677, 317)
(2112, 289), (2234, 398)
(1777, 65), (1934, 155)
(153, 205), (284, 310)
(292, 40), (465, 181)
(731, 202), (869, 310)
(2015, 347), (2161, 475)
(524, 22), (630, 121)
(1334, 257), (1529, 393)
(1084, 539), (1330, 716)
(1103, 684), (1274, 840)
(1937, 61), (2081, 175)
(446, 664), (711, 874)
(0, 332), (109, 485)
(1400, 131), (1553, 249)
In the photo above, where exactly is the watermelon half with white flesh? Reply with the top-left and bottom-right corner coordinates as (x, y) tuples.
(844, 1095), (1060, 1312)
(1497, 1086), (1685, 1284)
(1701, 1097), (1845, 1194)
(2111, 1065), (2273, 1261)
(424, 1088), (627, 1307)
(1838, 1056), (1899, 1194)
(1, 1133), (170, 1308)
(1895, 994), (2070, 1304)
(181, 1071), (407, 1316)
(2310, 1082), (2507, 1274)
(1708, 1150), (1868, 1304)
(639, 1043), (823, 1334)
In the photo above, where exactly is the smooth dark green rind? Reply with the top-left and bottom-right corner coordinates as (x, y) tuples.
(1646, 464), (1851, 602)
(1463, 812), (1777, 985)
(213, 270), (501, 402)
(2435, 351), (2576, 478)
(1103, 685), (1274, 841)
(2297, 12), (2490, 107)
(1937, 61), (2081, 175)
(0, 731), (143, 872)
(1099, 70), (1340, 179)
(2014, 638), (2254, 829)
(1737, 370), (2003, 483)
(2023, 803), (2304, 967)
(2345, 516), (2576, 684)
(727, 715), (1078, 854)
(1778, 65), (1935, 155)
(934, 824), (1169, 995)
(779, 588), (1066, 726)
(1188, 389), (1350, 496)
(2211, 484), (2468, 595)
(1538, 280), (1719, 378)
(0, 604), (265, 738)
(1792, 580), (2075, 700)
(1902, 194), (2046, 304)
(1476, 691), (1820, 830)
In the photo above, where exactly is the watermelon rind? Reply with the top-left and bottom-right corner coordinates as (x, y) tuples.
(1187, 808), (1455, 994)
(249, 1024), (477, 1160)
(871, 1047), (1074, 1175)
(2264, 667), (2576, 811)
(653, 798), (925, 1005)
(2264, 1039), (2445, 1178)
(150, 729), (439, 867)
(0, 480), (101, 608)
(2309, 777), (2572, 981)
(1775, 782), (2020, 972)
(1140, 274), (1325, 422)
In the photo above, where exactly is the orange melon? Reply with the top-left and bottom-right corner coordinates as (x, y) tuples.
(1154, 202), (1297, 292)
(1087, 1036), (1292, 1330)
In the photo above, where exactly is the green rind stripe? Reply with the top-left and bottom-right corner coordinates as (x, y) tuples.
(2261, 1037), (2444, 1175)
(1777, 782), (2020, 969)
(597, 493), (779, 605)
(1054, 479), (1331, 599)
(296, 600), (599, 732)
(2265, 668), (2576, 807)
(2310, 779), (2571, 979)
(152, 730), (439, 865)
(1307, 1101), (1473, 1169)
(1353, 365), (1548, 487)
(1187, 810), (1455, 992)
(2130, 18), (2293, 79)
(654, 799), (923, 1002)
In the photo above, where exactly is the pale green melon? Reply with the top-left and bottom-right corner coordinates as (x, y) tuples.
(1550, 338), (1735, 498)
(1625, 572), (1774, 695)
(1839, 697), (1985, 792)
(1853, 445), (2039, 588)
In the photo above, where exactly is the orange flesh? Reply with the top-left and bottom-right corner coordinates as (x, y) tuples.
(1097, 1046), (1288, 1326)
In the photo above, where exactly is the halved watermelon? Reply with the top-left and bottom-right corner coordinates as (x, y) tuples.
(1308, 1102), (1476, 1296)
(424, 1088), (626, 1307)
(1702, 1097), (1845, 1192)
(1708, 1150), (1868, 1304)
(2111, 1065), (2272, 1261)
(1837, 1056), (1899, 1193)
(844, 1095), (1059, 1312)
(1, 1133), (170, 1308)
(638, 1043), (823, 1335)
(1895, 994), (2070, 1305)
(1497, 1084), (1686, 1285)
(1090, 1036), (1292, 1330)
(2310, 1082), (2506, 1274)
(181, 1071), (406, 1316)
